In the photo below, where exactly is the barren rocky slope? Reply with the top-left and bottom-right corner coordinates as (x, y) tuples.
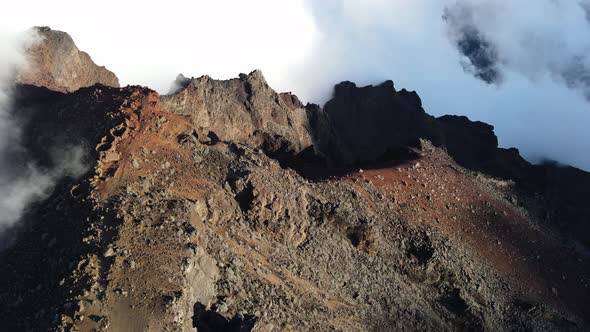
(0, 30), (589, 332)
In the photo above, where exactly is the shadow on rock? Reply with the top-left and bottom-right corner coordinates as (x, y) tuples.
(192, 302), (257, 332)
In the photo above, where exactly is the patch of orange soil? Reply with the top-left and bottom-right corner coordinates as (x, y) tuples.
(345, 147), (590, 319)
(92, 89), (213, 202)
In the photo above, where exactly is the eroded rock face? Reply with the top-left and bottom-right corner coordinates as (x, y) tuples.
(323, 80), (443, 163)
(16, 27), (120, 93)
(161, 70), (313, 156)
(526, 163), (590, 248)
(437, 115), (499, 171)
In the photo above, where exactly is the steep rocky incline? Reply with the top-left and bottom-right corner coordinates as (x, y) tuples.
(434, 115), (590, 248)
(1, 82), (588, 331)
(16, 27), (120, 93)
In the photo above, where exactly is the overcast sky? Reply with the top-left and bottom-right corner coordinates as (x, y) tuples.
(1, 0), (590, 171)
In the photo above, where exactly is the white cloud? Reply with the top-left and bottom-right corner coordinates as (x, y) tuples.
(0, 0), (318, 93)
(293, 0), (590, 171)
(0, 30), (86, 237)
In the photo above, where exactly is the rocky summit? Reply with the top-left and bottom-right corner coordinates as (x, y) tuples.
(1, 28), (589, 332)
(15, 27), (120, 93)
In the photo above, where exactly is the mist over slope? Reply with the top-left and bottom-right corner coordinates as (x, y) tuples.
(0, 28), (90, 243)
(0, 29), (47, 233)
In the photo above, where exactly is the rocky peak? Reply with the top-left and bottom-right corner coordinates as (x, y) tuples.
(168, 73), (192, 94)
(323, 80), (442, 163)
(279, 92), (305, 109)
(161, 69), (314, 156)
(16, 26), (119, 92)
(238, 68), (266, 83)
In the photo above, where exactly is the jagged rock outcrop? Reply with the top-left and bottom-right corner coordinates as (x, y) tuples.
(435, 115), (530, 179)
(161, 70), (313, 157)
(322, 80), (442, 163)
(16, 27), (119, 92)
(303, 102), (350, 165)
(437, 115), (499, 170)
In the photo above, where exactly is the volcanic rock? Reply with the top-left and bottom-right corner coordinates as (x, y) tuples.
(161, 70), (313, 156)
(323, 80), (442, 163)
(16, 26), (119, 92)
(437, 115), (498, 170)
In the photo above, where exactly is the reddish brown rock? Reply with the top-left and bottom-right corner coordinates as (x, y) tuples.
(16, 27), (119, 92)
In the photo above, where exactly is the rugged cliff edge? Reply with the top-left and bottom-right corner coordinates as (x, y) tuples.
(0, 29), (589, 331)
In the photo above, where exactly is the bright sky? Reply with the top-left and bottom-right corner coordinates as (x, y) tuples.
(2, 0), (590, 171)
(0, 0), (318, 94)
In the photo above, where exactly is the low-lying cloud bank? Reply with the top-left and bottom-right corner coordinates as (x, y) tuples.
(444, 0), (590, 100)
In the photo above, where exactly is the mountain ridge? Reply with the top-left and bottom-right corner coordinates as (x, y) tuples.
(1, 27), (589, 331)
